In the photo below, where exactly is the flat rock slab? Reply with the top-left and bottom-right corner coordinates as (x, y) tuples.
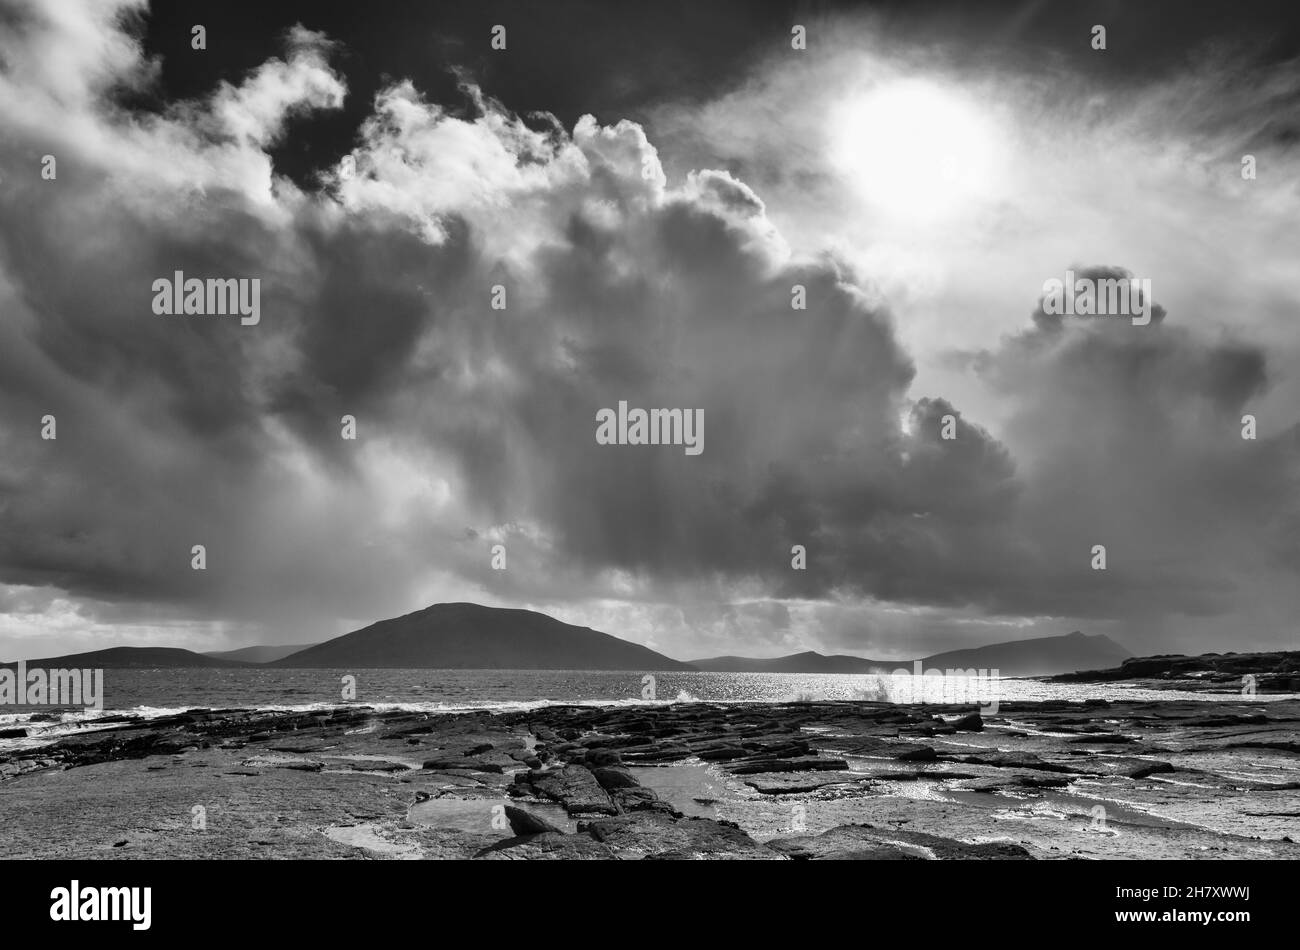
(743, 772), (863, 794)
(526, 764), (617, 815)
(728, 756), (850, 775)
(609, 786), (665, 811)
(816, 736), (938, 761)
(618, 743), (693, 763)
(421, 750), (520, 774)
(475, 832), (617, 860)
(337, 759), (412, 772)
(768, 825), (931, 860)
(590, 765), (640, 790)
(583, 811), (781, 859)
(959, 772), (1074, 792)
(857, 767), (984, 782)
(769, 823), (1035, 860)
(942, 751), (1080, 773)
(1066, 757), (1177, 779)
(241, 755), (325, 772)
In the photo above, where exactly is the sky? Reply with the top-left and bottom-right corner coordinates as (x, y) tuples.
(0, 0), (1297, 662)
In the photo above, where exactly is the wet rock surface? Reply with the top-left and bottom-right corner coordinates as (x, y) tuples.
(0, 698), (1296, 859)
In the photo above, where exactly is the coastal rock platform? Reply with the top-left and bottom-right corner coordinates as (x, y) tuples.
(1, 698), (1296, 860)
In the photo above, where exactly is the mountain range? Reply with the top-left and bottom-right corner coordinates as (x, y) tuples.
(690, 631), (1131, 677)
(6, 603), (1130, 676)
(203, 643), (319, 664)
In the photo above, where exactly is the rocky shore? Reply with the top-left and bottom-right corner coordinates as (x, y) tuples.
(1, 697), (1297, 859)
(1051, 650), (1300, 693)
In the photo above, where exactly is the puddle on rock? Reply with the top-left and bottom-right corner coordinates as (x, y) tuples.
(629, 762), (728, 818)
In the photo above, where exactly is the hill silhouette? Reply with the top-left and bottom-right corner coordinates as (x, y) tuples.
(271, 602), (694, 670)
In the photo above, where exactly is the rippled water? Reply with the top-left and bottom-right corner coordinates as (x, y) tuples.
(1, 666), (1290, 741)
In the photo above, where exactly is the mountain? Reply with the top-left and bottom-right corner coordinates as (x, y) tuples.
(692, 631), (1133, 677)
(2, 647), (252, 669)
(919, 631), (1132, 677)
(203, 643), (319, 664)
(270, 602), (695, 670)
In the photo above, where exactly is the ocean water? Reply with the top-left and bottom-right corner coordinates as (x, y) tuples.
(2, 667), (1294, 752)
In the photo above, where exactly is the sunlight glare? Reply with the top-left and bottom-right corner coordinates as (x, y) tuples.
(830, 79), (1001, 222)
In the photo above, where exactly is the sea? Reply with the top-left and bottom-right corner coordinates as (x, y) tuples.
(2, 667), (1295, 752)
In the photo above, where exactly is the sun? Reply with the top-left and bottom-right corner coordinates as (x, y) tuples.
(830, 78), (1002, 222)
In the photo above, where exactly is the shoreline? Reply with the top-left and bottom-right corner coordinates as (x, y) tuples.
(1, 696), (1296, 860)
(4, 669), (1296, 739)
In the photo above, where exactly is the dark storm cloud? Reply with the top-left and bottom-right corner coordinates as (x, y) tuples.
(0, 0), (1297, 658)
(0, 4), (980, 634)
(129, 0), (856, 191)
(959, 275), (1299, 622)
